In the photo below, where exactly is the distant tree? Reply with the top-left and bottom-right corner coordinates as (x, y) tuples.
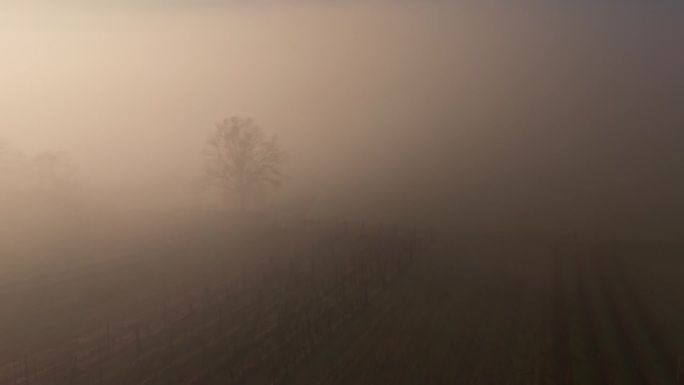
(31, 151), (79, 198)
(0, 140), (25, 196)
(0, 140), (10, 195)
(203, 117), (286, 211)
(1, 144), (81, 206)
(0, 138), (8, 157)
(0, 138), (9, 171)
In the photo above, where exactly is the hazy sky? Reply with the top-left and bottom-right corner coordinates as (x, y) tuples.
(1, 2), (475, 187)
(1, 1), (683, 236)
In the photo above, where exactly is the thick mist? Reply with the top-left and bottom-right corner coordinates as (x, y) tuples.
(1, 2), (683, 240)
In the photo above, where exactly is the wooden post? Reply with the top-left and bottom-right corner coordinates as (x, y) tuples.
(106, 322), (111, 351)
(204, 281), (211, 304)
(343, 279), (351, 318)
(135, 324), (141, 358)
(304, 309), (315, 350)
(24, 356), (29, 385)
(677, 354), (681, 383)
(70, 354), (78, 383)
(163, 300), (169, 327)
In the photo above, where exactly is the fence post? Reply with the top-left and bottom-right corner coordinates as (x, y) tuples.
(106, 322), (111, 351)
(163, 300), (169, 327)
(23, 356), (29, 385)
(135, 323), (141, 358)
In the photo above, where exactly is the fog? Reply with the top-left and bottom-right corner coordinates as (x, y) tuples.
(3, 3), (684, 384)
(2, 1), (683, 240)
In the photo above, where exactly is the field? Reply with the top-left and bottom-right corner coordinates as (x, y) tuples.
(1, 214), (683, 384)
(291, 237), (684, 385)
(0, 213), (428, 385)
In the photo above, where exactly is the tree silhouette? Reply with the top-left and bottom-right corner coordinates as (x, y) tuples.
(0, 139), (11, 195)
(0, 140), (28, 197)
(32, 151), (78, 198)
(204, 117), (286, 211)
(1, 143), (81, 206)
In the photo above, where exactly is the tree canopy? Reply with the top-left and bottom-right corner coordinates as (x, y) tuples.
(204, 117), (286, 210)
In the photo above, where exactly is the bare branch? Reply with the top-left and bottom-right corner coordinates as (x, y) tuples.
(203, 117), (286, 210)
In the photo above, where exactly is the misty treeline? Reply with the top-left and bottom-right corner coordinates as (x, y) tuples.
(1, 116), (288, 217)
(0, 140), (80, 209)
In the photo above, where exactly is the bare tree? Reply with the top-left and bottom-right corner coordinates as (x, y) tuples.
(204, 117), (286, 211)
(32, 151), (78, 197)
(0, 140), (29, 197)
(0, 139), (11, 196)
(0, 138), (10, 174)
(1, 143), (82, 207)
